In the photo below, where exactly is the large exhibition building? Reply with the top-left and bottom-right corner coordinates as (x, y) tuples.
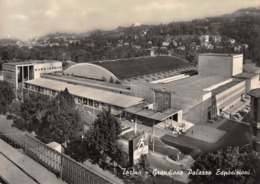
(3, 54), (260, 125)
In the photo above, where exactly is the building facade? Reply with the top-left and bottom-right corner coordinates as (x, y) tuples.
(3, 61), (62, 89)
(248, 89), (260, 153)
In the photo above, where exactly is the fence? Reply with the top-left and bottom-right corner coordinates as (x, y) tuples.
(0, 129), (118, 184)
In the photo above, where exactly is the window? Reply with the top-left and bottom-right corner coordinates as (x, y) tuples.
(89, 100), (93, 107)
(52, 90), (56, 96)
(78, 97), (82, 103)
(94, 102), (99, 109)
(83, 98), (88, 105)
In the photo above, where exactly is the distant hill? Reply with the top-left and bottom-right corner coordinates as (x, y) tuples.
(0, 38), (18, 46)
(223, 7), (260, 18)
(0, 6), (259, 64)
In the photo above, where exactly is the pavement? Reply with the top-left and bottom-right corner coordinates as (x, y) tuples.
(148, 151), (190, 184)
(184, 125), (226, 143)
(0, 139), (67, 184)
(0, 153), (37, 184)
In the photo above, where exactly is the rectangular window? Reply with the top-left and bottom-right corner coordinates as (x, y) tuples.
(94, 101), (99, 109)
(78, 97), (82, 103)
(89, 99), (93, 107)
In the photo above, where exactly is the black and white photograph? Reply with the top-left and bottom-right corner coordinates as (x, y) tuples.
(0, 0), (260, 183)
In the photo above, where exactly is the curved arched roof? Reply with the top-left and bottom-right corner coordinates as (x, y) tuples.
(93, 56), (193, 79)
(65, 56), (194, 80)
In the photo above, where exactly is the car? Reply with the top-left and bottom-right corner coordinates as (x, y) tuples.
(245, 106), (250, 111)
(235, 113), (242, 118)
(208, 120), (214, 124)
(241, 98), (247, 102)
(231, 116), (238, 120)
(241, 108), (249, 113)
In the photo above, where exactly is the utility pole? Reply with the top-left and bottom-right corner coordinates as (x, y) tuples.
(152, 120), (155, 152)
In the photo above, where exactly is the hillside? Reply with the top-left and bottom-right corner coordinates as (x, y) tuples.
(0, 6), (260, 66)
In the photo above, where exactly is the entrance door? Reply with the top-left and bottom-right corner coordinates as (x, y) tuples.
(208, 111), (211, 120)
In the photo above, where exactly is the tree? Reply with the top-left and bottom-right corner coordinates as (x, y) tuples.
(20, 93), (50, 132)
(0, 81), (15, 114)
(189, 146), (260, 184)
(43, 88), (83, 143)
(85, 109), (123, 164)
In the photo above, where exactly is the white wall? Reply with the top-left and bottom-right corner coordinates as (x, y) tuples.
(250, 75), (260, 91)
(34, 62), (62, 79)
(232, 56), (243, 76)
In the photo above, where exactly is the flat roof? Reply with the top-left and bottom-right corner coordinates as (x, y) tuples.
(147, 74), (229, 96)
(124, 105), (180, 121)
(248, 88), (260, 98)
(25, 78), (143, 108)
(42, 73), (130, 91)
(199, 53), (243, 57)
(212, 81), (242, 95)
(4, 60), (61, 66)
(121, 130), (145, 141)
(234, 72), (258, 79)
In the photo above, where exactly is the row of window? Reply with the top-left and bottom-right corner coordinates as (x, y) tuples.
(214, 84), (244, 104)
(35, 66), (62, 71)
(218, 93), (241, 110)
(26, 84), (121, 112)
(77, 97), (120, 111)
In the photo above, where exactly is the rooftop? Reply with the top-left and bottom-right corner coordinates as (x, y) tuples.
(212, 81), (242, 95)
(42, 73), (130, 91)
(25, 78), (143, 108)
(199, 53), (243, 58)
(248, 88), (260, 98)
(124, 103), (180, 121)
(121, 130), (145, 141)
(234, 72), (258, 79)
(147, 74), (229, 96)
(93, 56), (193, 80)
(4, 60), (61, 66)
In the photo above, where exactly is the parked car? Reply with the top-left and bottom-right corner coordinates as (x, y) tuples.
(231, 115), (238, 120)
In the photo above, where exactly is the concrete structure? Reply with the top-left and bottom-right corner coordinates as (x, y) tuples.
(25, 78), (144, 115)
(130, 53), (257, 123)
(118, 130), (149, 166)
(248, 89), (260, 153)
(198, 53), (243, 78)
(64, 56), (196, 83)
(3, 60), (62, 89)
(3, 54), (259, 125)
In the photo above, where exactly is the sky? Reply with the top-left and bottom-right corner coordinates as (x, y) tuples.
(0, 0), (259, 41)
